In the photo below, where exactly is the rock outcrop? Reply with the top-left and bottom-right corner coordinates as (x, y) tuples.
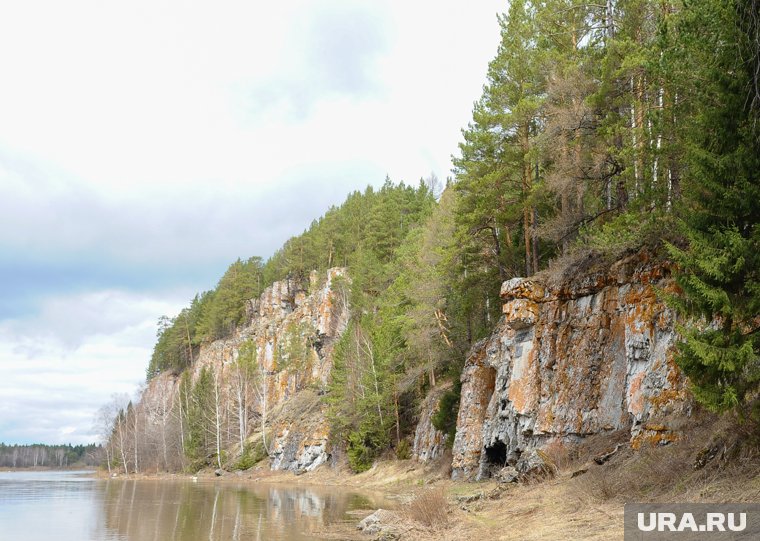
(412, 384), (450, 463)
(451, 252), (689, 480)
(141, 268), (349, 473)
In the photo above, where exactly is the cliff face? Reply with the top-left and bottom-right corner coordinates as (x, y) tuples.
(138, 251), (689, 478)
(141, 268), (349, 473)
(412, 384), (450, 463)
(451, 253), (689, 480)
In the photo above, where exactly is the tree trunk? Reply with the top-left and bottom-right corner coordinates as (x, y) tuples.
(522, 124), (532, 276)
(214, 373), (223, 470)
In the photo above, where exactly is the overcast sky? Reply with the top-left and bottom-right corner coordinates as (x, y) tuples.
(0, 0), (505, 445)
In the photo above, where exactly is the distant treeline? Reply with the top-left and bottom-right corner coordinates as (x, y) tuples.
(0, 443), (102, 469)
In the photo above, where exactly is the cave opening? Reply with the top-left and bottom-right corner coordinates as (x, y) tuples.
(484, 439), (508, 468)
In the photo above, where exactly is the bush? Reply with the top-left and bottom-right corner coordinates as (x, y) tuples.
(347, 432), (378, 473)
(232, 440), (269, 471)
(405, 487), (449, 528)
(432, 383), (461, 447)
(395, 439), (411, 460)
(347, 422), (390, 472)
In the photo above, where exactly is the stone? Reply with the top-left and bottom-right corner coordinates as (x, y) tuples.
(451, 252), (689, 481)
(454, 492), (484, 503)
(515, 450), (556, 481)
(412, 385), (450, 463)
(495, 466), (519, 483)
(500, 278), (546, 302)
(357, 509), (398, 535)
(214, 469), (223, 477)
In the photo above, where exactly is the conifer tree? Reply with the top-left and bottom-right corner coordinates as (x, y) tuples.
(666, 0), (760, 413)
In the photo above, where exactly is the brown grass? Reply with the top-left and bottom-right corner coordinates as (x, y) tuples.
(541, 431), (630, 474)
(246, 412), (760, 541)
(541, 439), (573, 472)
(572, 444), (691, 502)
(405, 487), (450, 528)
(572, 414), (760, 504)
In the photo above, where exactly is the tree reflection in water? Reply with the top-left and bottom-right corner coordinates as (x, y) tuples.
(101, 479), (387, 541)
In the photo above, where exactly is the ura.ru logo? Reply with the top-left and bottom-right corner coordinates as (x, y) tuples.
(637, 512), (746, 533)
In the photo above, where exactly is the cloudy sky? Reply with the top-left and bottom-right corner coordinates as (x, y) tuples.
(0, 0), (505, 445)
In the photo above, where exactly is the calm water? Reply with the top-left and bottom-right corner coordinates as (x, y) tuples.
(0, 470), (387, 541)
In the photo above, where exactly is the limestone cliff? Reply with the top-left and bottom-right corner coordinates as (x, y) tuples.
(141, 268), (349, 473)
(451, 252), (689, 480)
(412, 384), (450, 463)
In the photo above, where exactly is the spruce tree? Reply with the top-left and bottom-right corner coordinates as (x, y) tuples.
(666, 0), (760, 413)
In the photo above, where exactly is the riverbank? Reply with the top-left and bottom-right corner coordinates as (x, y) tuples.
(97, 424), (760, 541)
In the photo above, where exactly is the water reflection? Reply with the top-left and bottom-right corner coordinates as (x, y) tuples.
(101, 479), (383, 541)
(0, 471), (386, 541)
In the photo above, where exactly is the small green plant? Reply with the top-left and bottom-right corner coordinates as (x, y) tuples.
(233, 440), (270, 470)
(432, 383), (461, 447)
(395, 439), (411, 460)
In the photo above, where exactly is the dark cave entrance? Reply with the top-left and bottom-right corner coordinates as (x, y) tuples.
(484, 439), (508, 468)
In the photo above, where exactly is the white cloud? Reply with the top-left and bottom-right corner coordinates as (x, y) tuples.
(0, 0), (506, 444)
(1, 289), (185, 350)
(0, 289), (185, 444)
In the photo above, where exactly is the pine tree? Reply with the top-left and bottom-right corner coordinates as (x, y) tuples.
(453, 0), (545, 280)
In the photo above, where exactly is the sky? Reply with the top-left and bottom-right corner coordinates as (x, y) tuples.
(0, 0), (506, 445)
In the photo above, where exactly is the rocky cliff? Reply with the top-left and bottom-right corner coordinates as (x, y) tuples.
(141, 267), (349, 473)
(412, 384), (450, 463)
(451, 252), (689, 480)
(137, 251), (690, 479)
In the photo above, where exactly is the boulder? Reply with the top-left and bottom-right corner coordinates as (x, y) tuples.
(357, 509), (400, 537)
(495, 466), (519, 483)
(515, 450), (556, 481)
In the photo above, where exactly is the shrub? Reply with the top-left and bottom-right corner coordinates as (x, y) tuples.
(405, 487), (449, 528)
(395, 439), (411, 460)
(432, 383), (461, 447)
(232, 440), (269, 471)
(347, 432), (377, 473)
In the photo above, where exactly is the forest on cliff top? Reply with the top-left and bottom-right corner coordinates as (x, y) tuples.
(141, 0), (759, 472)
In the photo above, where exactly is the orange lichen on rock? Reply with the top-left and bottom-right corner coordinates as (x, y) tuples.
(451, 342), (497, 480)
(452, 252), (691, 481)
(501, 278), (546, 302)
(503, 299), (540, 329)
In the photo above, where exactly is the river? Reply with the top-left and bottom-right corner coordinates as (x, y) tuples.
(0, 470), (388, 540)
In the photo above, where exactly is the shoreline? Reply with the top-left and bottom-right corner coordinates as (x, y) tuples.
(93, 457), (442, 494)
(88, 445), (760, 541)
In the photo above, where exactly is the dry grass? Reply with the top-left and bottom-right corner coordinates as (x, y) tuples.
(572, 444), (693, 503)
(540, 439), (574, 472)
(571, 414), (760, 504)
(256, 412), (760, 541)
(540, 431), (629, 475)
(533, 246), (596, 289)
(405, 486), (450, 528)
